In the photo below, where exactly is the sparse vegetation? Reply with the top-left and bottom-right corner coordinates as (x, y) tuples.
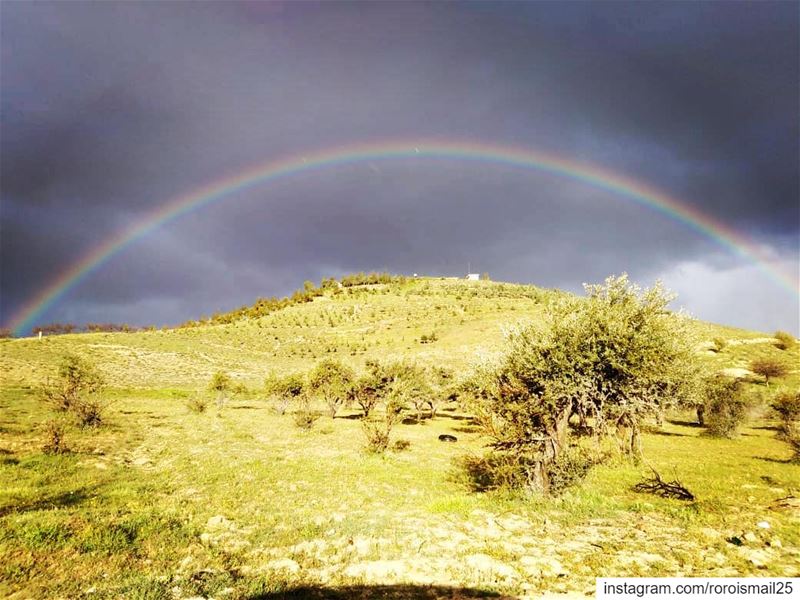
(2, 275), (799, 598)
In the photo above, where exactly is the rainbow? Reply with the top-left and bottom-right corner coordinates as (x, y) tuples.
(7, 138), (798, 336)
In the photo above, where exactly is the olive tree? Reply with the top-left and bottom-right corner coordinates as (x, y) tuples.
(470, 274), (698, 494)
(265, 372), (305, 415)
(308, 358), (355, 418)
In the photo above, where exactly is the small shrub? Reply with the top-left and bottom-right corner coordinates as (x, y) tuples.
(547, 446), (603, 496)
(392, 439), (411, 452)
(360, 400), (403, 453)
(774, 330), (796, 350)
(185, 397), (209, 414)
(73, 398), (106, 428)
(750, 357), (789, 387)
(42, 420), (69, 454)
(362, 419), (391, 453)
(712, 337), (727, 352)
(456, 452), (530, 492)
(39, 354), (104, 413)
(703, 377), (749, 438)
(293, 398), (320, 429)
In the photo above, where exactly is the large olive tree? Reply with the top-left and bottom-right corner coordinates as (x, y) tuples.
(472, 274), (699, 494)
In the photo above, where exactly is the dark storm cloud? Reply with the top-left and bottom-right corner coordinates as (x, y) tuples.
(1, 1), (797, 333)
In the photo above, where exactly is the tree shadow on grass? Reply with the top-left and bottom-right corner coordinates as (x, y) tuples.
(247, 585), (516, 600)
(0, 485), (101, 517)
(648, 430), (688, 437)
(754, 456), (796, 465)
(666, 419), (702, 428)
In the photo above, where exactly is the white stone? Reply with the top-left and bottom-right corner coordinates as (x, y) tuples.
(206, 515), (232, 530)
(465, 553), (518, 580)
(756, 521), (771, 529)
(264, 558), (300, 574)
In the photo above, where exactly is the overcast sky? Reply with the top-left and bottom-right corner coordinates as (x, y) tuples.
(2, 1), (798, 334)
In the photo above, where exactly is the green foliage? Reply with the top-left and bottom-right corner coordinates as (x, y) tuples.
(774, 330), (796, 350)
(712, 337), (727, 352)
(39, 354), (104, 412)
(308, 358), (354, 418)
(39, 354), (109, 427)
(264, 371), (305, 415)
(772, 390), (800, 461)
(465, 274), (698, 494)
(772, 389), (800, 423)
(703, 376), (749, 438)
(750, 357), (789, 386)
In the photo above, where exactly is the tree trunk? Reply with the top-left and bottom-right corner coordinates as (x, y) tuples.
(696, 404), (705, 426)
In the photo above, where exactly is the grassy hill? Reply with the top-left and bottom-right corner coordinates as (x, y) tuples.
(1, 277), (792, 390)
(1, 277), (798, 599)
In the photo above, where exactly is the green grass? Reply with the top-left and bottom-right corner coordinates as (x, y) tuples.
(1, 278), (798, 597)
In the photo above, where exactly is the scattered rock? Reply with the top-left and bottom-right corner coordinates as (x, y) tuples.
(520, 555), (565, 577)
(206, 515), (233, 531)
(465, 553), (518, 580)
(757, 521), (771, 529)
(344, 560), (407, 581)
(438, 434), (457, 442)
(264, 558), (300, 574)
(743, 532), (758, 543)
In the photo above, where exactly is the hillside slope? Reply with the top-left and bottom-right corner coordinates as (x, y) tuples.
(0, 277), (795, 389)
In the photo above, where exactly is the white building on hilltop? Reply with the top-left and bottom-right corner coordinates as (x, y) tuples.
(465, 273), (480, 281)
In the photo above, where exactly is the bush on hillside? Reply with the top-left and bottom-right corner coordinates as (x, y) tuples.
(772, 390), (800, 461)
(464, 274), (698, 495)
(41, 419), (70, 455)
(39, 354), (110, 427)
(702, 376), (749, 438)
(774, 330), (796, 350)
(186, 396), (209, 414)
(712, 337), (727, 352)
(208, 370), (233, 409)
